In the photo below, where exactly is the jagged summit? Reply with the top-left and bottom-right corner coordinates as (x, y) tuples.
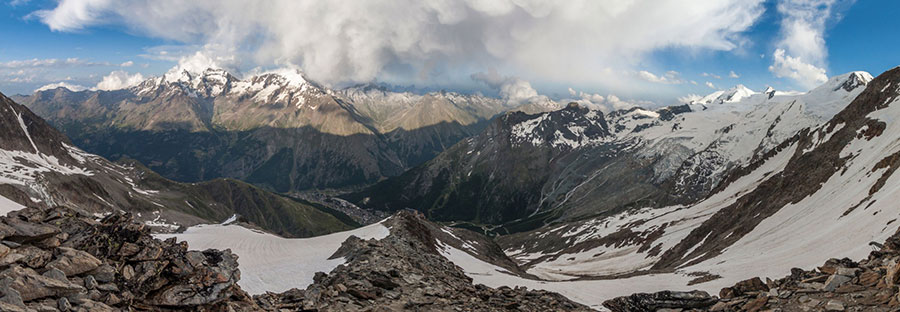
(821, 71), (873, 93)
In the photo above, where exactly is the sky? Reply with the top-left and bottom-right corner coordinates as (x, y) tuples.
(0, 0), (897, 107)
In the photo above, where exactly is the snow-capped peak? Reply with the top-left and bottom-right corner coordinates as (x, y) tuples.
(686, 84), (757, 106)
(821, 71), (873, 93)
(133, 67), (237, 98)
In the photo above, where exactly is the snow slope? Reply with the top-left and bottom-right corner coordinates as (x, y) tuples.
(440, 241), (726, 310)
(0, 194), (24, 216)
(459, 70), (894, 309)
(157, 221), (390, 295)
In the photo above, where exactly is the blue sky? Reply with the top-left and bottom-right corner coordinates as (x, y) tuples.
(0, 0), (897, 106)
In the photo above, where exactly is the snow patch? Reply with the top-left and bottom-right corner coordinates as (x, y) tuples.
(157, 221), (390, 295)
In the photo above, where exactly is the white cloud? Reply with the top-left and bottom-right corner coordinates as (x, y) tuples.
(768, 48), (827, 89)
(562, 87), (655, 112)
(769, 0), (843, 89)
(31, 0), (766, 90)
(472, 70), (550, 106)
(701, 72), (722, 79)
(0, 57), (110, 69)
(93, 70), (145, 90)
(34, 82), (87, 92)
(705, 81), (716, 89)
(120, 61), (134, 67)
(678, 94), (702, 103)
(637, 70), (684, 84)
(728, 71), (740, 78)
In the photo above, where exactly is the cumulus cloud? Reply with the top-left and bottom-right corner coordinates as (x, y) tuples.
(93, 70), (145, 90)
(701, 72), (722, 79)
(120, 61), (134, 67)
(768, 48), (827, 88)
(728, 71), (740, 78)
(34, 81), (87, 92)
(562, 87), (654, 112)
(705, 81), (716, 89)
(30, 0), (766, 89)
(472, 71), (551, 106)
(769, 0), (845, 89)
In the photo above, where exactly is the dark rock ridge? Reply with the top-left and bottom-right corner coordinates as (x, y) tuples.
(603, 227), (900, 312)
(254, 211), (591, 311)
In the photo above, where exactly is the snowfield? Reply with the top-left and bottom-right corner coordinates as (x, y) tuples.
(157, 221), (390, 295)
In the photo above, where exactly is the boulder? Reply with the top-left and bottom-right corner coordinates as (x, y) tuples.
(824, 274), (853, 292)
(603, 290), (717, 312)
(47, 247), (101, 276)
(719, 277), (769, 298)
(0, 266), (83, 301)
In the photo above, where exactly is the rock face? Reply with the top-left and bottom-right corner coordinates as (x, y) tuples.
(254, 211), (591, 311)
(0, 205), (257, 311)
(602, 229), (900, 312)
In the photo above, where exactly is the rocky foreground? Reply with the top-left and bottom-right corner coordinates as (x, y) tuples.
(604, 229), (900, 311)
(255, 211), (590, 311)
(0, 206), (587, 311)
(0, 205), (256, 311)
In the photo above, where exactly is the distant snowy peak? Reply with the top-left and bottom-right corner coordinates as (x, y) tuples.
(688, 84), (757, 106)
(509, 103), (612, 149)
(821, 71), (873, 93)
(132, 66), (328, 107)
(229, 68), (328, 107)
(135, 67), (239, 98)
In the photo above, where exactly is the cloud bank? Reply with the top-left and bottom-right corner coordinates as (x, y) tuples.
(32, 0), (766, 90)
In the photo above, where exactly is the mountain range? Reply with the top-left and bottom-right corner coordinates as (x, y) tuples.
(6, 60), (900, 310)
(13, 67), (525, 192)
(348, 71), (874, 233)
